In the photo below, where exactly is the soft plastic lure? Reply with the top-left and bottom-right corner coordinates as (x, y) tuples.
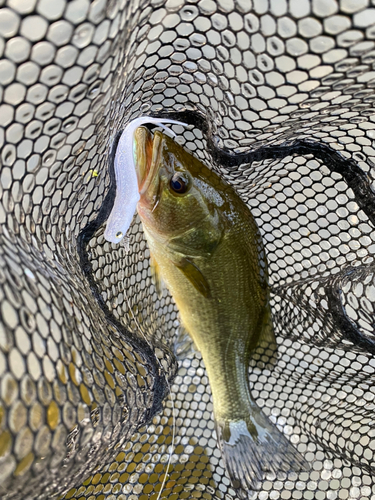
(104, 117), (187, 244)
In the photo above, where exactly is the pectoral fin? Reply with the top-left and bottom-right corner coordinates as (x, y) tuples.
(174, 257), (211, 299)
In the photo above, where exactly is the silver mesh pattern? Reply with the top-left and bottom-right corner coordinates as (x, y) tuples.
(1, 0), (375, 499)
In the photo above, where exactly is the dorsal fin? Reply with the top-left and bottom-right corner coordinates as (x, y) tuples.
(252, 294), (278, 367)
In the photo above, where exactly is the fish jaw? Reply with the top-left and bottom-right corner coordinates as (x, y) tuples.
(134, 128), (169, 214)
(133, 126), (153, 193)
(104, 117), (186, 244)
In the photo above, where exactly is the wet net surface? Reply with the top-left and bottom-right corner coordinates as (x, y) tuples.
(1, 0), (375, 499)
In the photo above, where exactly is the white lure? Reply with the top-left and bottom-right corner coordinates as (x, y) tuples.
(104, 117), (187, 244)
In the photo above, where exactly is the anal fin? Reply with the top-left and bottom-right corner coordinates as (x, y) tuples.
(174, 324), (198, 360)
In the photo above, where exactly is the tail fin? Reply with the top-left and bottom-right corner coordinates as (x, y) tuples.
(216, 405), (310, 496)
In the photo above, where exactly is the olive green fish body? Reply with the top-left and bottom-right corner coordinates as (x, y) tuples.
(134, 127), (309, 493)
(146, 200), (268, 422)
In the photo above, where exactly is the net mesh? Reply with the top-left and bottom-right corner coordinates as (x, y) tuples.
(1, 0), (375, 499)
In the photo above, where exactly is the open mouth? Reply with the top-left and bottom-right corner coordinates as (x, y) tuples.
(134, 127), (163, 197)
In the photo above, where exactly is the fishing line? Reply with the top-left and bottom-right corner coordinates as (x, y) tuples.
(122, 243), (176, 500)
(117, 121), (189, 498)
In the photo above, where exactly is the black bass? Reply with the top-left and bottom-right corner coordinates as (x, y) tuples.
(132, 126), (309, 493)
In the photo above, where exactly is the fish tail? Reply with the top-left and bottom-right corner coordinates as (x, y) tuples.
(215, 403), (310, 495)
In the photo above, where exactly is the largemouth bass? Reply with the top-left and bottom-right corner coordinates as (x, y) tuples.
(132, 126), (309, 494)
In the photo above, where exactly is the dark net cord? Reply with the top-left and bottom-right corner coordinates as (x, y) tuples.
(97, 113), (375, 360)
(77, 128), (178, 424)
(1, 1), (375, 500)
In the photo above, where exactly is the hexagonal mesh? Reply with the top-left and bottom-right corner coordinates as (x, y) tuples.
(1, 0), (375, 499)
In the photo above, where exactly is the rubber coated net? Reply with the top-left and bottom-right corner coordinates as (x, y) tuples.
(1, 0), (375, 499)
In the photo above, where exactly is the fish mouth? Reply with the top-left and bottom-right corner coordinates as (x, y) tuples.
(134, 127), (164, 205)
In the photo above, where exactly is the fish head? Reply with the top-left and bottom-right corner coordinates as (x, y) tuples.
(134, 126), (224, 255)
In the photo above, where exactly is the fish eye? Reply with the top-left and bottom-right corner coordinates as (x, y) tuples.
(169, 172), (190, 194)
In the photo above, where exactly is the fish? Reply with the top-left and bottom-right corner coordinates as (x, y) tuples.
(131, 126), (309, 494)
